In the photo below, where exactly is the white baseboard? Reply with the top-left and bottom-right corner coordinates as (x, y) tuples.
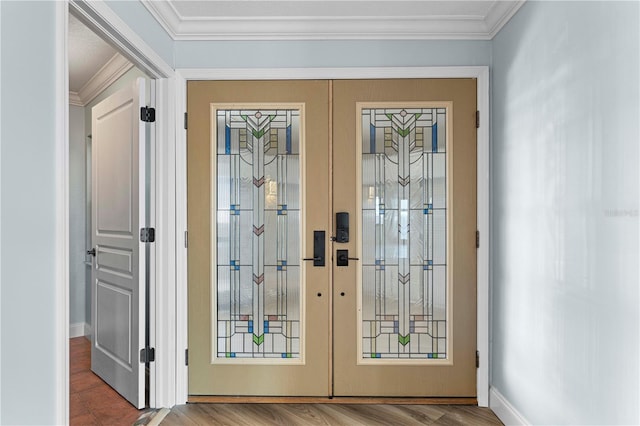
(69, 322), (90, 338)
(490, 387), (530, 426)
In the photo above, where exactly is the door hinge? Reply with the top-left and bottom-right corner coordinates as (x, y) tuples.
(140, 227), (155, 243)
(476, 350), (480, 368)
(141, 106), (156, 123)
(140, 347), (155, 363)
(476, 110), (480, 129)
(184, 230), (189, 248)
(184, 112), (188, 130)
(185, 349), (189, 366)
(475, 230), (480, 249)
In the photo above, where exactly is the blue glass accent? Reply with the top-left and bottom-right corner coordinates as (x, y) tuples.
(375, 353), (381, 358)
(370, 124), (376, 153)
(281, 260), (287, 266)
(230, 353), (236, 358)
(428, 353), (434, 359)
(277, 266), (282, 271)
(432, 123), (438, 152)
(264, 321), (269, 333)
(225, 125), (231, 154)
(423, 209), (430, 214)
(393, 321), (399, 333)
(286, 125), (292, 154)
(281, 353), (288, 358)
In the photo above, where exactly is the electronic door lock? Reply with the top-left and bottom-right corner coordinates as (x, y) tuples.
(336, 249), (359, 267)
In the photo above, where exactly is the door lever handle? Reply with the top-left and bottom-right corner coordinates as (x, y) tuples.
(87, 248), (96, 257)
(336, 249), (358, 266)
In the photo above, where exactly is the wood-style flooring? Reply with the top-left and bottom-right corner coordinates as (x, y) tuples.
(70, 336), (146, 425)
(162, 403), (503, 425)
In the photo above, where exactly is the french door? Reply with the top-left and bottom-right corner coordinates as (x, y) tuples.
(187, 79), (476, 398)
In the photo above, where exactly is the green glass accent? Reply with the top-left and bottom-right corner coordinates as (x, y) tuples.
(371, 353), (377, 358)
(252, 128), (267, 139)
(226, 352), (232, 358)
(434, 354), (439, 359)
(253, 333), (264, 346)
(398, 334), (411, 346)
(415, 113), (422, 119)
(395, 127), (411, 138)
(386, 113), (393, 120)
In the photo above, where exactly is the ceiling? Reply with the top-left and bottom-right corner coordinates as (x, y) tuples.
(142, 0), (525, 40)
(68, 13), (133, 106)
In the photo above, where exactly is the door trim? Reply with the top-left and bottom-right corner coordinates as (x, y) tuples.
(55, 1), (176, 421)
(175, 66), (490, 406)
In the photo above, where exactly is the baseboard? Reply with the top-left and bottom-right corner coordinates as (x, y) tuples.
(489, 387), (530, 425)
(69, 322), (90, 338)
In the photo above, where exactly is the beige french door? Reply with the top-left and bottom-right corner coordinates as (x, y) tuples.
(332, 79), (477, 397)
(187, 78), (476, 398)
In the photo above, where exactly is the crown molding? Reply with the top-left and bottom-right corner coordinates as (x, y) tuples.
(142, 0), (525, 41)
(69, 92), (84, 107)
(486, 1), (525, 38)
(70, 53), (133, 106)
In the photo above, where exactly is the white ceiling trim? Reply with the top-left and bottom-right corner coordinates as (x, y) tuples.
(68, 53), (133, 106)
(142, 1), (525, 41)
(69, 92), (84, 107)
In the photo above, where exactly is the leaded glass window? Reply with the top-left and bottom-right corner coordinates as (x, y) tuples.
(360, 105), (449, 361)
(213, 106), (303, 362)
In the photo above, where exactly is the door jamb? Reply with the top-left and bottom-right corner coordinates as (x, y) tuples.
(56, 1), (176, 421)
(174, 67), (490, 407)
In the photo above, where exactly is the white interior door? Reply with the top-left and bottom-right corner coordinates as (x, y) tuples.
(90, 77), (147, 409)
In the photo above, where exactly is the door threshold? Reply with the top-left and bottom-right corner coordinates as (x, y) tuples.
(188, 396), (477, 405)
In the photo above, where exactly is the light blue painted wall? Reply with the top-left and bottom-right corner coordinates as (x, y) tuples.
(104, 0), (174, 67)
(69, 105), (86, 327)
(0, 1), (59, 423)
(174, 39), (491, 68)
(491, 1), (639, 424)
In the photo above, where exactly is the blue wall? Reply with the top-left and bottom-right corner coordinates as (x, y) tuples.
(0, 1), (59, 423)
(174, 39), (491, 68)
(491, 1), (639, 424)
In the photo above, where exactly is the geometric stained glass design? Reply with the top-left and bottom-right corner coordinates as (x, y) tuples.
(213, 107), (302, 361)
(360, 106), (448, 360)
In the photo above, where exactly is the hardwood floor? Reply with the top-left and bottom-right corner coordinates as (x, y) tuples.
(162, 403), (503, 425)
(71, 336), (502, 425)
(70, 337), (147, 425)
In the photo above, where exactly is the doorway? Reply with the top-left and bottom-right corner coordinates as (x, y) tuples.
(186, 78), (477, 398)
(68, 8), (153, 414)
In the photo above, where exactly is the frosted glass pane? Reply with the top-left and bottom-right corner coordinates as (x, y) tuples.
(214, 107), (302, 360)
(360, 106), (448, 360)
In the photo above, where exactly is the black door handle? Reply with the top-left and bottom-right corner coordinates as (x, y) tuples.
(336, 249), (359, 266)
(302, 231), (325, 266)
(87, 248), (96, 257)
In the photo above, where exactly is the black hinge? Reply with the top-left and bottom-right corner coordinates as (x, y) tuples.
(141, 106), (156, 123)
(184, 112), (188, 130)
(185, 349), (189, 366)
(476, 350), (480, 368)
(140, 347), (155, 363)
(476, 111), (480, 129)
(140, 227), (155, 243)
(475, 230), (480, 248)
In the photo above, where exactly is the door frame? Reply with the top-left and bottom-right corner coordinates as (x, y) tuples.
(55, 1), (176, 422)
(174, 67), (490, 406)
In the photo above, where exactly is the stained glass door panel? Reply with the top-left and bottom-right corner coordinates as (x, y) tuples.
(332, 79), (477, 397)
(360, 105), (450, 361)
(214, 107), (303, 361)
(187, 81), (330, 396)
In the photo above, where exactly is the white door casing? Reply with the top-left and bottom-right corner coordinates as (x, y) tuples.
(90, 77), (147, 409)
